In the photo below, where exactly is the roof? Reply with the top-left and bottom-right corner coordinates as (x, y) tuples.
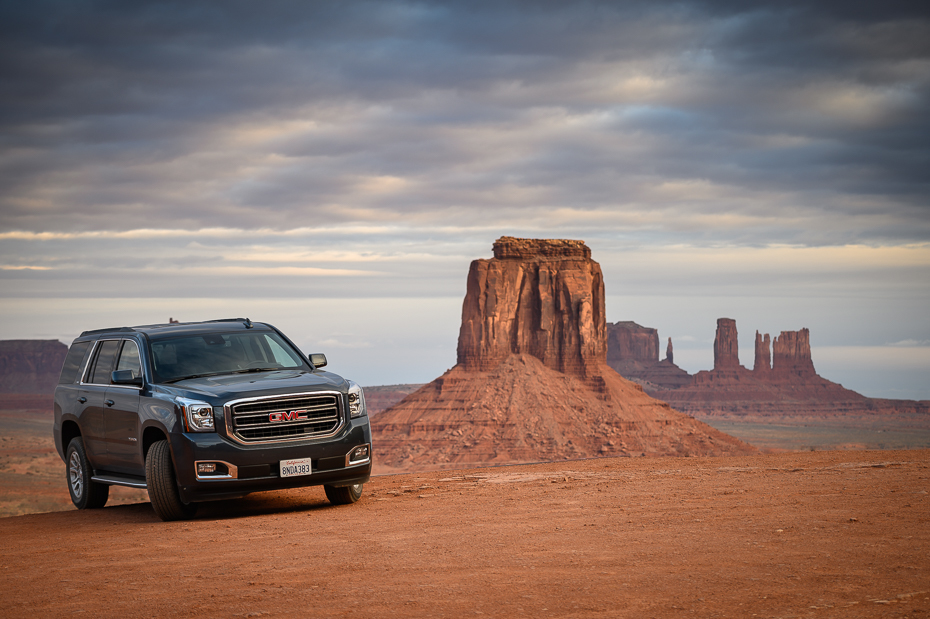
(79, 318), (268, 339)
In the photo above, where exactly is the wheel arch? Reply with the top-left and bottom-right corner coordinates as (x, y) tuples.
(142, 425), (169, 462)
(61, 420), (81, 455)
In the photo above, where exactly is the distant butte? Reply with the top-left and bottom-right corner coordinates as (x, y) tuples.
(371, 237), (755, 472)
(605, 321), (691, 390)
(608, 318), (930, 427)
(0, 340), (68, 394)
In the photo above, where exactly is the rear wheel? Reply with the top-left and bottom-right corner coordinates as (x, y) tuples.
(145, 440), (197, 521)
(66, 438), (109, 509)
(324, 483), (363, 505)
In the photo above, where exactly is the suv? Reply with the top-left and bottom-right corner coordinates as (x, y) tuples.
(53, 318), (372, 521)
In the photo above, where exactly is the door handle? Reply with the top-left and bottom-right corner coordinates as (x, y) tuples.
(105, 399), (115, 407)
(78, 397), (87, 404)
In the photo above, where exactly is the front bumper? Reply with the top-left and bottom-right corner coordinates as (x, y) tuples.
(169, 417), (372, 503)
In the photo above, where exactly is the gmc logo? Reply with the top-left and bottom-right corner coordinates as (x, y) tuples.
(268, 409), (307, 423)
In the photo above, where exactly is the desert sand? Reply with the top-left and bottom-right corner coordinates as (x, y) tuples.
(1, 449), (927, 618)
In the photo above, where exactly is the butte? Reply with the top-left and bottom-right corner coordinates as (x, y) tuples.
(371, 236), (755, 472)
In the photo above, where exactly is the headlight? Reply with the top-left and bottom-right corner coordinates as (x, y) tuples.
(178, 397), (216, 432)
(347, 381), (367, 419)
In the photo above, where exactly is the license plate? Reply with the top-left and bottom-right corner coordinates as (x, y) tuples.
(280, 457), (313, 478)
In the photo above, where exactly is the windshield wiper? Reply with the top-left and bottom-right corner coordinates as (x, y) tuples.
(163, 367), (283, 383)
(162, 372), (223, 384)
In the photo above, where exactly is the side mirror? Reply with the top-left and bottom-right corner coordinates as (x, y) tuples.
(111, 369), (143, 386)
(309, 353), (327, 369)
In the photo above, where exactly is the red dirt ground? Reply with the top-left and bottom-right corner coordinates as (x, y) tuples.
(1, 449), (928, 618)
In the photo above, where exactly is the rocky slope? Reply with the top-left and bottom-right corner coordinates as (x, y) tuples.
(0, 340), (68, 394)
(372, 237), (755, 471)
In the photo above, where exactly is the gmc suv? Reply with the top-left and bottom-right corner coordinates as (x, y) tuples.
(53, 318), (372, 521)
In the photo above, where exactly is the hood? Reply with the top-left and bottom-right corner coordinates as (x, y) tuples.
(158, 369), (347, 403)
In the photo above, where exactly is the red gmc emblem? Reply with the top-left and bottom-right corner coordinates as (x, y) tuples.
(269, 409), (307, 423)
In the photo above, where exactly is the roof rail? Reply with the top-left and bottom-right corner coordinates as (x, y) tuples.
(80, 326), (136, 337)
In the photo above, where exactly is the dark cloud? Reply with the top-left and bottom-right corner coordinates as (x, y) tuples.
(0, 0), (927, 243)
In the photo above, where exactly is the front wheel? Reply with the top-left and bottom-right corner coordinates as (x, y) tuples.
(145, 440), (197, 521)
(324, 483), (363, 505)
(66, 438), (109, 509)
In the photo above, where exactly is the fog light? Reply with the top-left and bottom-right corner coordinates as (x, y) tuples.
(349, 444), (370, 464)
(197, 462), (217, 474)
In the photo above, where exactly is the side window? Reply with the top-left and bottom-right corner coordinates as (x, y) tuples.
(88, 340), (120, 385)
(116, 340), (142, 378)
(58, 341), (91, 385)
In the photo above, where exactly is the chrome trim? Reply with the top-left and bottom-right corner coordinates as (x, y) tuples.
(107, 383), (143, 391)
(223, 390), (345, 446)
(79, 339), (104, 384)
(194, 460), (239, 481)
(345, 443), (371, 468)
(91, 474), (148, 489)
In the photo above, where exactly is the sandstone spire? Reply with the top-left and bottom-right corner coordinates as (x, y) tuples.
(665, 337), (674, 364)
(713, 318), (740, 370)
(754, 331), (771, 373)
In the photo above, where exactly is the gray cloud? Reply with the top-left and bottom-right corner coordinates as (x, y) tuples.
(2, 0), (928, 239)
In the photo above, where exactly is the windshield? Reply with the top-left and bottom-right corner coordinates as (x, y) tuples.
(149, 331), (308, 383)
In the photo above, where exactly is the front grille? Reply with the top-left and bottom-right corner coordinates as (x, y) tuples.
(227, 392), (343, 443)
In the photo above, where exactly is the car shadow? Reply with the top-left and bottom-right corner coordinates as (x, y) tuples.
(95, 488), (336, 523)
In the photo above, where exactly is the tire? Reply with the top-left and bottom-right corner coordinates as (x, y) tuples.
(145, 440), (197, 521)
(66, 438), (109, 509)
(324, 483), (363, 505)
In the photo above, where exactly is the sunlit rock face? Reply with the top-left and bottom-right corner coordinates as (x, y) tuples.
(456, 236), (606, 380)
(372, 237), (756, 473)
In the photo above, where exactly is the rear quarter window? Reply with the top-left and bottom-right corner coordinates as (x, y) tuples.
(58, 341), (92, 385)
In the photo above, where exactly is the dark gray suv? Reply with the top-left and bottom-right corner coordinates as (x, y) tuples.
(53, 318), (372, 521)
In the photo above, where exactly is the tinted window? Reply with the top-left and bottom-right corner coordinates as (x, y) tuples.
(89, 340), (120, 385)
(150, 331), (307, 382)
(116, 340), (142, 378)
(58, 341), (91, 385)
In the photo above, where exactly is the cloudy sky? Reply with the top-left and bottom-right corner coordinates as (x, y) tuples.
(1, 1), (928, 398)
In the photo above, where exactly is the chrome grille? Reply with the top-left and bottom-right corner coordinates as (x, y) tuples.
(226, 392), (343, 444)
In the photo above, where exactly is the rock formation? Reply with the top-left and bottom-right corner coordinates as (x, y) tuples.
(605, 322), (692, 390)
(0, 340), (68, 394)
(457, 236), (605, 380)
(648, 318), (929, 426)
(713, 318), (740, 370)
(372, 237), (755, 472)
(606, 321), (657, 367)
(605, 321), (658, 377)
(772, 329), (816, 379)
(753, 331), (771, 374)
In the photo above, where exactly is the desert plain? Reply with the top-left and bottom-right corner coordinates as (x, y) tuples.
(1, 403), (928, 619)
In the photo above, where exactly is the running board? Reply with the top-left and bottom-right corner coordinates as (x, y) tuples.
(92, 474), (148, 489)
